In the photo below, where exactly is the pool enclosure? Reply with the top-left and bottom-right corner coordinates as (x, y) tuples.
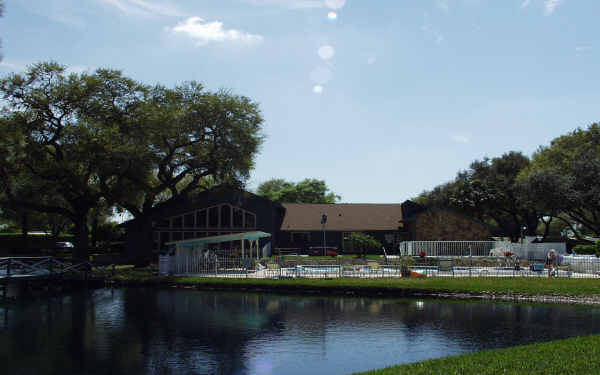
(159, 231), (272, 275)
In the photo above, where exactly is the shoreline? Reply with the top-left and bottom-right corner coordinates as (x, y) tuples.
(105, 277), (600, 306)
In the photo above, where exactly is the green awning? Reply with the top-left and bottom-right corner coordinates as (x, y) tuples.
(166, 231), (271, 248)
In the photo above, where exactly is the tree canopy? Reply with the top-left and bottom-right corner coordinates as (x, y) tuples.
(416, 151), (539, 241)
(0, 62), (264, 261)
(519, 123), (600, 238)
(257, 178), (340, 203)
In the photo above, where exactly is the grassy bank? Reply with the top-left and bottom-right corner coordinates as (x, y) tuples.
(353, 334), (600, 375)
(108, 267), (600, 297)
(173, 276), (600, 297)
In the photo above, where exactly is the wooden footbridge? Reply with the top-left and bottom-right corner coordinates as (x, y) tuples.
(0, 256), (97, 299)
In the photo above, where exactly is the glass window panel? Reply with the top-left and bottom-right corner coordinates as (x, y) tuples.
(196, 232), (207, 238)
(184, 213), (194, 228)
(158, 218), (170, 228)
(172, 232), (182, 241)
(245, 213), (255, 228)
(172, 216), (183, 228)
(233, 208), (243, 228)
(184, 232), (195, 239)
(208, 207), (219, 228)
(196, 210), (207, 228)
(221, 205), (231, 228)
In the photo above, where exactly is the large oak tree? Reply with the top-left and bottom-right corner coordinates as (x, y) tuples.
(0, 62), (146, 261)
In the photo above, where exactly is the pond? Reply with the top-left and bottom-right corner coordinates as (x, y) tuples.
(2, 288), (600, 375)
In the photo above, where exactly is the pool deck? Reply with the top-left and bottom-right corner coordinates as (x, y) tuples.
(174, 266), (599, 279)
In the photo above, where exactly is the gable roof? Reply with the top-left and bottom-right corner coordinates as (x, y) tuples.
(280, 203), (404, 231)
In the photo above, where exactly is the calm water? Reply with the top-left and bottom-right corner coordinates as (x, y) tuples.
(2, 289), (600, 375)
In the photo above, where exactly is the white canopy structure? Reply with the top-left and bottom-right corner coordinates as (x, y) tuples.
(166, 231), (271, 260)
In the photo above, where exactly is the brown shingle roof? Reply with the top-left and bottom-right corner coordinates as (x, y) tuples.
(280, 203), (404, 231)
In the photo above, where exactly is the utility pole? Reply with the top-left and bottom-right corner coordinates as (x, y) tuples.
(321, 213), (327, 256)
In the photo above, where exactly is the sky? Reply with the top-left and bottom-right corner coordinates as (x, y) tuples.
(0, 0), (598, 203)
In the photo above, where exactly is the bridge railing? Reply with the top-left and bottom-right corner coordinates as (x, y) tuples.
(0, 257), (93, 279)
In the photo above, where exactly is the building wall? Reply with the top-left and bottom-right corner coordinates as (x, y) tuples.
(124, 188), (284, 257)
(277, 230), (399, 254)
(414, 209), (491, 241)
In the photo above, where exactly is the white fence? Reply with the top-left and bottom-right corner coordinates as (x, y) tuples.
(508, 242), (566, 260)
(399, 241), (567, 260)
(399, 241), (498, 257)
(159, 254), (250, 277)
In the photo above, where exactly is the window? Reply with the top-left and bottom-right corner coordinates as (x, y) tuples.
(158, 218), (170, 228)
(196, 210), (207, 228)
(245, 212), (256, 228)
(208, 207), (219, 228)
(184, 213), (195, 228)
(196, 232), (207, 238)
(291, 232), (310, 243)
(172, 232), (182, 241)
(172, 216), (183, 228)
(184, 232), (195, 239)
(221, 205), (231, 228)
(233, 208), (243, 228)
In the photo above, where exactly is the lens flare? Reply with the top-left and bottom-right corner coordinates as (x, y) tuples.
(327, 11), (337, 20)
(312, 85), (323, 94)
(318, 45), (335, 60)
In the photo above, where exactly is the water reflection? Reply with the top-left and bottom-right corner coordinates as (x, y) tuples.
(1, 289), (600, 375)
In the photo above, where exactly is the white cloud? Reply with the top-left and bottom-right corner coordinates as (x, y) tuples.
(99, 0), (188, 18)
(436, 0), (449, 11)
(544, 0), (562, 15)
(244, 0), (324, 9)
(325, 0), (345, 10)
(167, 17), (263, 46)
(452, 135), (470, 144)
(520, 0), (532, 8)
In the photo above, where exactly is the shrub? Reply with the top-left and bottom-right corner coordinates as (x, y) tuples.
(573, 241), (600, 257)
(346, 232), (381, 257)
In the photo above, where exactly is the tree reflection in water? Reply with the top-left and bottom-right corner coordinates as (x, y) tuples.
(1, 289), (600, 375)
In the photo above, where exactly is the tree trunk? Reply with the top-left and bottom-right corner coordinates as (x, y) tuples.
(90, 213), (98, 249)
(21, 213), (29, 239)
(127, 215), (153, 267)
(73, 216), (90, 263)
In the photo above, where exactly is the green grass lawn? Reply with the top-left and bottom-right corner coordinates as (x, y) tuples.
(353, 334), (600, 375)
(172, 276), (600, 297)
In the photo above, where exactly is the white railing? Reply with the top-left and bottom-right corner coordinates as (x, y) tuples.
(398, 241), (567, 260)
(172, 254), (248, 276)
(399, 241), (499, 257)
(507, 243), (567, 260)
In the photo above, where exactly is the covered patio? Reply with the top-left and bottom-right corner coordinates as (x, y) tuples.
(160, 231), (272, 275)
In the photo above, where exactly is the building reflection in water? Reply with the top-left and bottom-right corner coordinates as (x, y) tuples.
(1, 289), (600, 375)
